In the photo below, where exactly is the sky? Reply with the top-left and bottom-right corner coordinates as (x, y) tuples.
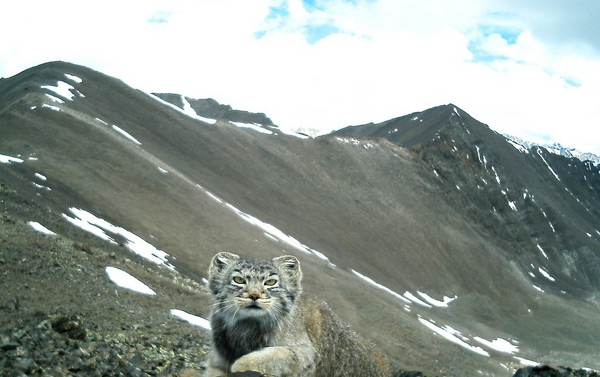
(2, 0), (600, 154)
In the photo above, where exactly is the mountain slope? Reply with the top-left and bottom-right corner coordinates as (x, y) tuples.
(334, 104), (600, 290)
(504, 135), (600, 167)
(153, 93), (276, 128)
(2, 61), (600, 376)
(332, 104), (465, 146)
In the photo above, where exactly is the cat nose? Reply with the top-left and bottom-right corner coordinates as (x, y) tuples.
(249, 293), (260, 301)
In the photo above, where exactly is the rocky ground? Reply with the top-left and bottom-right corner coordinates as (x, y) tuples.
(0, 312), (207, 377)
(513, 366), (599, 377)
(1, 181), (597, 377)
(0, 181), (213, 376)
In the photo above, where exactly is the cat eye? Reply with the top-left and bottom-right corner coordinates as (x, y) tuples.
(264, 279), (278, 286)
(232, 276), (246, 285)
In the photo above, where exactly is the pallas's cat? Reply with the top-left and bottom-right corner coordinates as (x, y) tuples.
(205, 252), (390, 377)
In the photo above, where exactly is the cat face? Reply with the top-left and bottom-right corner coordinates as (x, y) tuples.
(208, 252), (303, 326)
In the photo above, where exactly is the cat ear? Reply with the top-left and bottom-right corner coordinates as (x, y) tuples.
(209, 252), (240, 277)
(273, 255), (300, 270)
(273, 255), (302, 282)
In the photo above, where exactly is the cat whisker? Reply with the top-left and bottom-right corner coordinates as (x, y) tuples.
(210, 302), (237, 316)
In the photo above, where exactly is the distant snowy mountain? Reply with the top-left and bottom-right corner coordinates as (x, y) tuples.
(504, 134), (600, 166)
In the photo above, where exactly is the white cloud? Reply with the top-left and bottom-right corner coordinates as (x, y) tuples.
(1, 0), (599, 154)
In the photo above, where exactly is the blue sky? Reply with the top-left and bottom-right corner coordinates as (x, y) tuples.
(2, 0), (600, 154)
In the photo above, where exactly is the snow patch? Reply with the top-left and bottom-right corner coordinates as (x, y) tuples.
(230, 121), (273, 135)
(64, 74), (82, 83)
(180, 96), (217, 124)
(28, 221), (56, 236)
(146, 92), (216, 125)
(442, 325), (469, 341)
(42, 104), (61, 111)
(536, 244), (549, 259)
(0, 154), (24, 164)
(32, 182), (51, 191)
(417, 292), (457, 307)
(404, 292), (432, 307)
(474, 337), (519, 354)
(515, 356), (538, 366)
(224, 202), (331, 263)
(336, 137), (362, 146)
(63, 208), (174, 269)
(170, 309), (211, 330)
(105, 266), (156, 295)
(45, 94), (65, 104)
(507, 140), (529, 154)
(204, 190), (223, 204)
(112, 125), (142, 145)
(538, 267), (555, 282)
(475, 146), (483, 164)
(418, 317), (490, 356)
(275, 127), (311, 139)
(351, 270), (410, 303)
(491, 166), (501, 185)
(537, 149), (560, 181)
(198, 188), (331, 264)
(41, 81), (75, 101)
(35, 173), (47, 181)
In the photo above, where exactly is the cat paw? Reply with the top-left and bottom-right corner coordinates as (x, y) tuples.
(230, 348), (287, 376)
(230, 355), (264, 374)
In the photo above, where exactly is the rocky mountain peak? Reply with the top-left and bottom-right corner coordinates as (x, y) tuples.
(153, 93), (276, 128)
(330, 103), (492, 148)
(504, 135), (600, 167)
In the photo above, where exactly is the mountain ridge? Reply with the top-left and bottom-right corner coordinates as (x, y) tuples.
(153, 93), (277, 128)
(333, 102), (600, 290)
(331, 103), (471, 147)
(503, 135), (600, 167)
(2, 61), (600, 376)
